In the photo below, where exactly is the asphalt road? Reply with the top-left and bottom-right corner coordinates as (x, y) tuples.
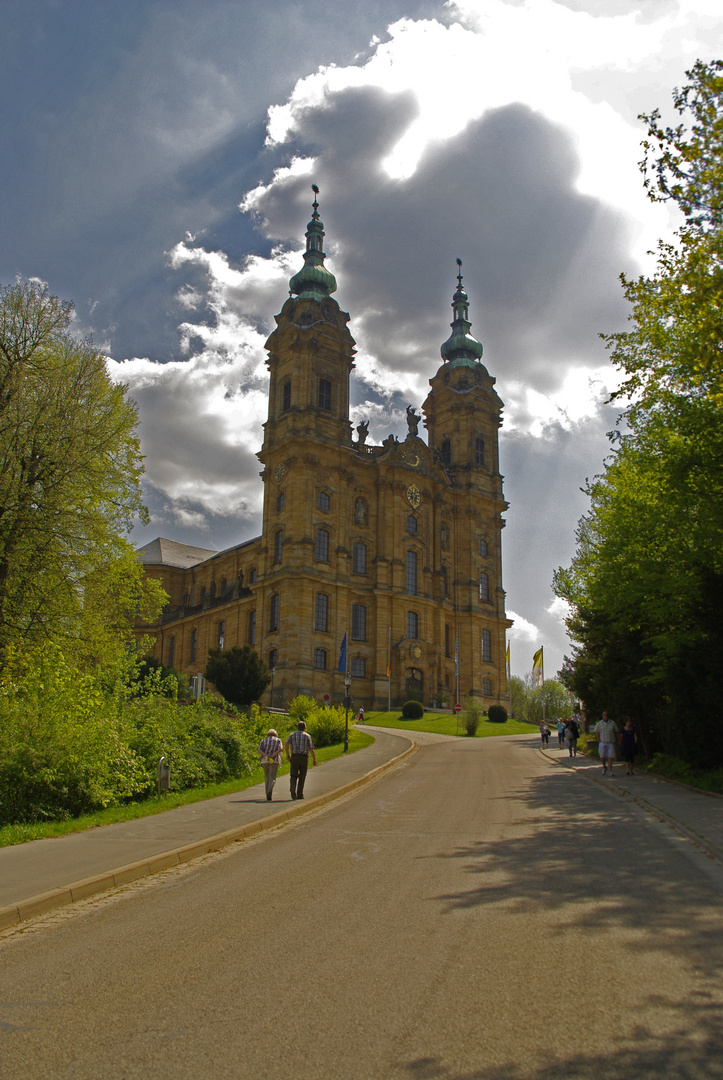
(1, 734), (722, 1079)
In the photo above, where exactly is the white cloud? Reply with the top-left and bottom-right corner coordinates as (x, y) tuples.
(507, 610), (540, 646)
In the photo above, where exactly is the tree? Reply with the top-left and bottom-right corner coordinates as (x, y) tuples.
(554, 62), (723, 766)
(205, 645), (271, 709)
(0, 281), (164, 666)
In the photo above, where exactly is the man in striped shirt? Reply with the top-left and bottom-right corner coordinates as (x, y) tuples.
(285, 720), (317, 800)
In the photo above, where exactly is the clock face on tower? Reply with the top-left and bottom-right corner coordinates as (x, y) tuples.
(273, 463), (286, 483)
(406, 485), (421, 508)
(411, 643), (423, 660)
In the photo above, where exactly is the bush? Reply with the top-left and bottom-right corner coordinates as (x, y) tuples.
(488, 704), (508, 724)
(462, 697), (483, 737)
(401, 700), (424, 719)
(0, 645), (262, 825)
(305, 707), (348, 748)
(286, 696), (349, 747)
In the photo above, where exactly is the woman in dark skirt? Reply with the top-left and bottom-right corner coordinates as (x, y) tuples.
(620, 717), (638, 775)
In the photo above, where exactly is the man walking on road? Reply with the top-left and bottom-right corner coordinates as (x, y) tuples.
(285, 720), (317, 800)
(594, 711), (619, 777)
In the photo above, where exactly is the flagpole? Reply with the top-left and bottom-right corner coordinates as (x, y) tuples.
(507, 641), (512, 718)
(387, 625), (391, 713)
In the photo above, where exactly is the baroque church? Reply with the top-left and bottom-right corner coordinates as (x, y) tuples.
(136, 190), (511, 711)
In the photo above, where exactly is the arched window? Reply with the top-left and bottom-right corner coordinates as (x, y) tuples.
(318, 490), (330, 512)
(483, 677), (493, 696)
(189, 629), (198, 663)
(269, 648), (278, 670)
(167, 636), (175, 668)
(276, 492), (285, 512)
(313, 649), (327, 670)
(406, 550), (417, 596)
(445, 623), (451, 658)
(479, 572), (490, 603)
(353, 542), (367, 574)
(316, 527), (330, 562)
(478, 538), (488, 557)
(475, 437), (486, 466)
(352, 604), (367, 641)
(273, 529), (283, 564)
(406, 514), (417, 535)
(482, 629), (492, 663)
(217, 621), (225, 649)
(209, 580), (216, 602)
(269, 594), (279, 632)
(248, 610), (256, 645)
(314, 593), (329, 632)
(440, 438), (451, 467)
(282, 379), (291, 412)
(351, 657), (366, 677)
(318, 378), (332, 410)
(407, 611), (418, 639)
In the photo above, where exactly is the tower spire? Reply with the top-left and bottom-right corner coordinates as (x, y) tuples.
(288, 185), (337, 300)
(440, 258), (483, 366)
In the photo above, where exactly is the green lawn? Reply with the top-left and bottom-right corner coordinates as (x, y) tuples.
(363, 710), (537, 737)
(0, 729), (375, 849)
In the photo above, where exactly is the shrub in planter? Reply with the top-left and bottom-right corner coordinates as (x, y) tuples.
(488, 704), (508, 724)
(401, 700), (425, 719)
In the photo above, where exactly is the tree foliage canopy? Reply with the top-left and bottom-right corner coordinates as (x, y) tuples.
(0, 281), (165, 666)
(554, 61), (723, 766)
(205, 645), (271, 709)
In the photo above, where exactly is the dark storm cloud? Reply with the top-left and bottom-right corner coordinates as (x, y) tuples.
(248, 86), (634, 395)
(0, 0), (443, 362)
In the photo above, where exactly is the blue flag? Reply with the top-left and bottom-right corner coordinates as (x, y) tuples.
(338, 632), (347, 673)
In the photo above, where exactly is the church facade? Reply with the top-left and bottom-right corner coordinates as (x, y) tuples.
(136, 191), (511, 711)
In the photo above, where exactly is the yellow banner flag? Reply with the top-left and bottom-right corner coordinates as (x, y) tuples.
(532, 646), (544, 688)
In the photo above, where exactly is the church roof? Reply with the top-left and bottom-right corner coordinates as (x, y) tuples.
(136, 537), (218, 568)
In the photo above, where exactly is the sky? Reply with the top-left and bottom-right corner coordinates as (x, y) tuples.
(2, 0), (721, 679)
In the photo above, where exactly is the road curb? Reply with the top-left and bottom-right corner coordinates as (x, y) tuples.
(0, 739), (417, 932)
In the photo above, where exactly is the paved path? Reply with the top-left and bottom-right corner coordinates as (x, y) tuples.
(2, 731), (723, 1079)
(0, 729), (413, 926)
(2, 726), (722, 928)
(540, 740), (723, 871)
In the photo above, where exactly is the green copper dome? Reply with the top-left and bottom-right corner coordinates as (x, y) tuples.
(288, 185), (337, 301)
(440, 259), (483, 367)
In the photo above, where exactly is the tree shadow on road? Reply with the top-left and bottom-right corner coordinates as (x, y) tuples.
(418, 758), (723, 1079)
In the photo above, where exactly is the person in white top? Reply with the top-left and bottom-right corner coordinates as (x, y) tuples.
(594, 711), (619, 777)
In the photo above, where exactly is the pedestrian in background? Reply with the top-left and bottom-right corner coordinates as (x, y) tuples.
(564, 716), (579, 757)
(285, 720), (317, 800)
(620, 717), (639, 775)
(556, 718), (565, 748)
(258, 728), (283, 802)
(594, 711), (619, 777)
(539, 721), (551, 747)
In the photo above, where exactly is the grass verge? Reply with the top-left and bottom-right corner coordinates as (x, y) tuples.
(0, 729), (375, 848)
(363, 710), (537, 737)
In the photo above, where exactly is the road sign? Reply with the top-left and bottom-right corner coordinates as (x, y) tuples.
(324, 694), (330, 701)
(454, 703), (462, 712)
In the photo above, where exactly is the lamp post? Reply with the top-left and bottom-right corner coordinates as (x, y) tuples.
(344, 670), (351, 753)
(270, 667), (275, 709)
